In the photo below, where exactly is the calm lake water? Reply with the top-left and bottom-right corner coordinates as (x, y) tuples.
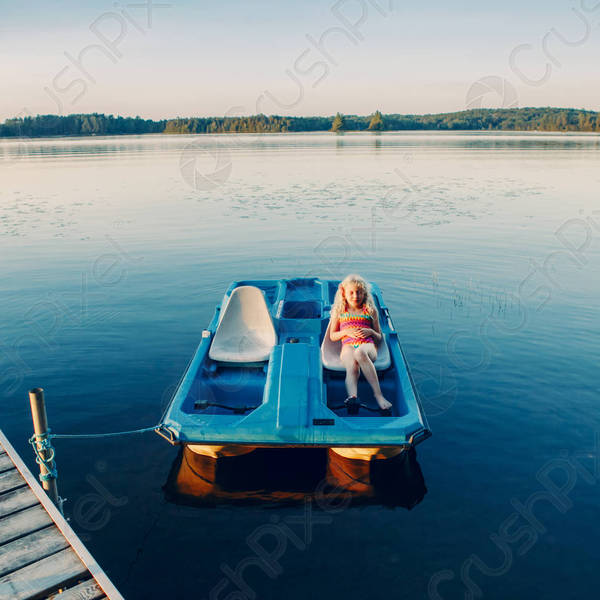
(1, 131), (599, 599)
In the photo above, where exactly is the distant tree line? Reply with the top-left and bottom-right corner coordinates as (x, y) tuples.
(2, 108), (600, 138)
(163, 114), (293, 134)
(0, 114), (166, 137)
(327, 108), (600, 132)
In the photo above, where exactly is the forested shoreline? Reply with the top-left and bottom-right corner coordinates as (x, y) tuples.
(1, 107), (599, 138)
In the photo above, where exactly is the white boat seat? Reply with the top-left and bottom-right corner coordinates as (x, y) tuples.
(321, 320), (391, 371)
(209, 286), (277, 363)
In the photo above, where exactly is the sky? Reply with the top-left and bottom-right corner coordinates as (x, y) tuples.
(1, 0), (600, 121)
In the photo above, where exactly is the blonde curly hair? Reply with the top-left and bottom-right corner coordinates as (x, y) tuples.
(331, 273), (376, 316)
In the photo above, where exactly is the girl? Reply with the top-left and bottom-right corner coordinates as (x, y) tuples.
(329, 274), (392, 412)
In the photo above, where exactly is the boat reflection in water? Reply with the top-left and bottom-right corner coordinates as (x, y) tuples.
(164, 446), (427, 509)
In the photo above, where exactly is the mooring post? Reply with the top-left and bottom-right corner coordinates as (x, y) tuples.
(29, 387), (61, 512)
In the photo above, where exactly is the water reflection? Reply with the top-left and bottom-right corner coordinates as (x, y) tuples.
(3, 131), (599, 161)
(164, 446), (427, 509)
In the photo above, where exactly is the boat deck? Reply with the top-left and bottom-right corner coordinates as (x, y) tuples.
(0, 429), (123, 600)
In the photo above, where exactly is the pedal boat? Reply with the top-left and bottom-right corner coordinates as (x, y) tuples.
(157, 278), (431, 461)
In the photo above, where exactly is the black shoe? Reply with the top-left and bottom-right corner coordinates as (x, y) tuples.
(344, 396), (360, 415)
(379, 407), (392, 417)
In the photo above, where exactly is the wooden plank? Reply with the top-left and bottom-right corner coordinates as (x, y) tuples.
(51, 578), (107, 600)
(0, 525), (69, 578)
(0, 505), (53, 545)
(0, 430), (124, 600)
(0, 486), (39, 518)
(0, 455), (13, 474)
(0, 469), (26, 494)
(0, 547), (88, 600)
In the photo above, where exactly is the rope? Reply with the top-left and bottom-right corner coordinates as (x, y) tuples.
(29, 425), (159, 446)
(28, 423), (160, 493)
(28, 431), (58, 482)
(49, 425), (159, 440)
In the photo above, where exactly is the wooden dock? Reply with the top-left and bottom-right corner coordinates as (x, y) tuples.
(0, 429), (124, 600)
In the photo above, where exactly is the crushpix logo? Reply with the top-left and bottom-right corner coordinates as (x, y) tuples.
(179, 139), (233, 191)
(465, 76), (519, 110)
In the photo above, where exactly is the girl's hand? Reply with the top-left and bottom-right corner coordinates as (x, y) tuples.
(354, 328), (373, 338)
(359, 327), (375, 338)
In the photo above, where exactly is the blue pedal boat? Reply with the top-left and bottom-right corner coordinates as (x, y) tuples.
(157, 278), (431, 461)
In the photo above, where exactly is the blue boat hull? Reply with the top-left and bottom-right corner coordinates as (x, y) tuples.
(158, 278), (431, 459)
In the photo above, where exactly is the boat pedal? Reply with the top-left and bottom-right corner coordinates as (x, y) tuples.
(344, 396), (360, 415)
